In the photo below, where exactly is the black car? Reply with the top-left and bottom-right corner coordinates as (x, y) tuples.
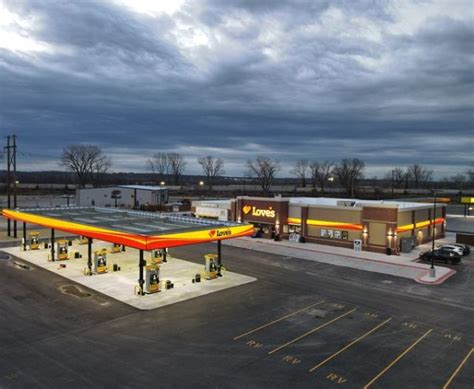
(419, 249), (461, 265)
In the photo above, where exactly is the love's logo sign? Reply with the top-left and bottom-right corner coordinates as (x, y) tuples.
(243, 205), (252, 214)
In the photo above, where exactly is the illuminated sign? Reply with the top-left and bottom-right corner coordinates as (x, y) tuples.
(243, 205), (276, 218)
(461, 197), (474, 204)
(208, 228), (232, 238)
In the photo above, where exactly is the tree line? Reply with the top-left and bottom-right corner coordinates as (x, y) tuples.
(59, 144), (474, 194)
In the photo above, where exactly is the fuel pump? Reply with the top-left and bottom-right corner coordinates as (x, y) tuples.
(94, 249), (108, 274)
(204, 254), (219, 280)
(110, 243), (121, 253)
(145, 265), (160, 294)
(29, 232), (40, 250)
(78, 236), (88, 245)
(151, 249), (162, 264)
(56, 239), (70, 261)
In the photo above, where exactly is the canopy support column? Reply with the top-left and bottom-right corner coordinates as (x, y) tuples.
(50, 229), (55, 261)
(217, 240), (222, 276)
(138, 250), (145, 296)
(22, 222), (26, 251)
(87, 237), (92, 275)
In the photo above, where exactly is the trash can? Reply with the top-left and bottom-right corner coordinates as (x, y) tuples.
(386, 248), (392, 256)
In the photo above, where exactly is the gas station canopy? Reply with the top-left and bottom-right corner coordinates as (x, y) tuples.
(2, 207), (254, 250)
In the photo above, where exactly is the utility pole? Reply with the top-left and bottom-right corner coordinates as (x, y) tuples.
(4, 135), (18, 237)
(13, 135), (17, 238)
(5, 136), (11, 236)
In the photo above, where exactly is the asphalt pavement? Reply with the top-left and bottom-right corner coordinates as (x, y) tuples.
(0, 242), (473, 388)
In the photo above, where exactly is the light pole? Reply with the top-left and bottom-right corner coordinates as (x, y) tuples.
(430, 190), (437, 278)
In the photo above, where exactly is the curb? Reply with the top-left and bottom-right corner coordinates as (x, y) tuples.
(415, 268), (457, 285)
(233, 238), (427, 271)
(228, 237), (457, 285)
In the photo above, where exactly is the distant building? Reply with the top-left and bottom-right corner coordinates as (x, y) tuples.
(191, 199), (231, 221)
(76, 185), (169, 208)
(193, 196), (446, 254)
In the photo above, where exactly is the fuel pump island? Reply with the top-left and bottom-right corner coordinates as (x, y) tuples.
(2, 207), (255, 297)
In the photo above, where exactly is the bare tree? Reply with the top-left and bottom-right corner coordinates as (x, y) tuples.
(60, 144), (111, 188)
(167, 152), (186, 185)
(384, 167), (409, 194)
(198, 156), (225, 190)
(450, 174), (467, 191)
(384, 168), (406, 189)
(315, 161), (334, 194)
(407, 164), (433, 188)
(92, 154), (112, 187)
(467, 162), (474, 182)
(246, 156), (280, 194)
(333, 158), (365, 197)
(147, 152), (170, 183)
(309, 161), (320, 189)
(290, 160), (309, 187)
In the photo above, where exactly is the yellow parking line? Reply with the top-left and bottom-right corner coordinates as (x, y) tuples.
(268, 308), (357, 355)
(308, 317), (392, 373)
(443, 347), (474, 389)
(364, 328), (433, 388)
(233, 300), (326, 340)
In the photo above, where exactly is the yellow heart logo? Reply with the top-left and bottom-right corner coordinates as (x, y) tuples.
(243, 205), (252, 214)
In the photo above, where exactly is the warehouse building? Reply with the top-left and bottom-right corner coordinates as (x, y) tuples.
(76, 185), (169, 208)
(193, 196), (446, 254)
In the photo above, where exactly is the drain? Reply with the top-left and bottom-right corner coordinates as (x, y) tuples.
(59, 285), (92, 299)
(0, 253), (10, 260)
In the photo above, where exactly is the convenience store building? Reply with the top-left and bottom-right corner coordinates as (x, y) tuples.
(194, 197), (446, 254)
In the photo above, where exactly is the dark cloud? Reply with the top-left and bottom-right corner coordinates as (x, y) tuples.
(0, 0), (472, 177)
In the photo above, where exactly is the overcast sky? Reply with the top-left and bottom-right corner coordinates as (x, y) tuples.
(0, 0), (473, 178)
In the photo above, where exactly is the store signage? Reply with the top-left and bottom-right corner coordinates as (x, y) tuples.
(208, 228), (232, 238)
(243, 205), (276, 218)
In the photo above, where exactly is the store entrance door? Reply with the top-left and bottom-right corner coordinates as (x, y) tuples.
(252, 223), (275, 239)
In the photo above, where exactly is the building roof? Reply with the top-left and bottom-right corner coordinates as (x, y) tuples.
(230, 196), (442, 210)
(2, 207), (253, 250)
(287, 197), (441, 209)
(118, 185), (167, 191)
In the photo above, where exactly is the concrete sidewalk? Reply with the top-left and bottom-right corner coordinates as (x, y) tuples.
(223, 235), (458, 285)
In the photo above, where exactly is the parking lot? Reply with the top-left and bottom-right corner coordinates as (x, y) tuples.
(1, 239), (473, 388)
(232, 297), (472, 388)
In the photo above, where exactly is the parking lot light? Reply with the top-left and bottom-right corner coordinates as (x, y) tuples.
(430, 191), (437, 278)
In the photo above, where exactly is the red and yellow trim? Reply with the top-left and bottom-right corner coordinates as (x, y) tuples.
(2, 209), (254, 250)
(287, 217), (301, 225)
(397, 217), (444, 233)
(287, 217), (363, 231)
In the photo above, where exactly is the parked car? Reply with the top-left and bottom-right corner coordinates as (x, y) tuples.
(437, 245), (464, 256)
(419, 249), (461, 265)
(452, 243), (471, 256)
